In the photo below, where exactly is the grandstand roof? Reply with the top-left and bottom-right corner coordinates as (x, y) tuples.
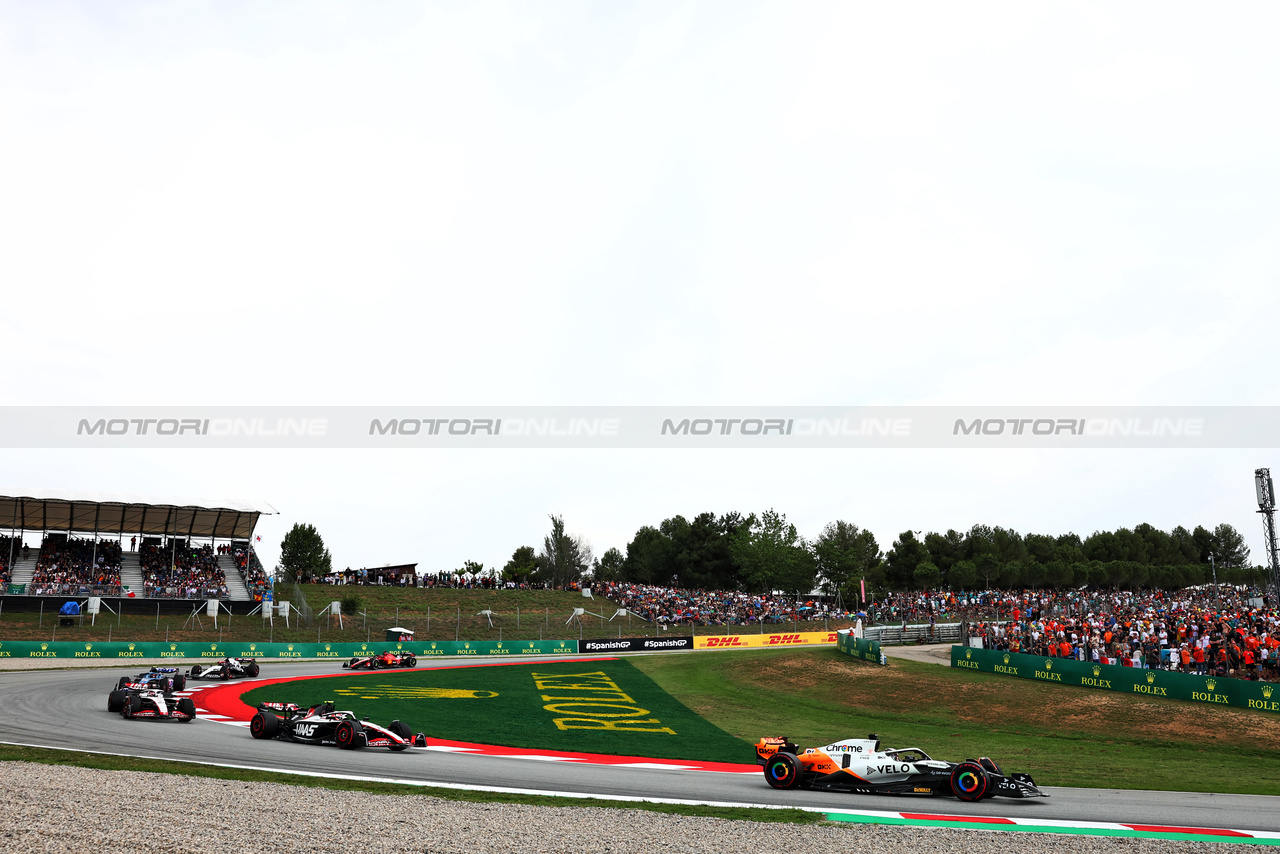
(0, 489), (276, 540)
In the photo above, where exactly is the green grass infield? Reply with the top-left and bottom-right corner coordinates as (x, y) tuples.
(241, 658), (753, 764)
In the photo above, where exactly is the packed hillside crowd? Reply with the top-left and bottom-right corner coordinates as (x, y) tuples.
(237, 546), (270, 598)
(597, 582), (847, 626)
(141, 542), (228, 599)
(311, 570), (549, 589)
(28, 536), (123, 596)
(0, 535), (16, 587)
(968, 586), (1280, 681)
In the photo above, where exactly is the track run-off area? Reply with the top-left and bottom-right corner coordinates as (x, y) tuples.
(1, 654), (1278, 845)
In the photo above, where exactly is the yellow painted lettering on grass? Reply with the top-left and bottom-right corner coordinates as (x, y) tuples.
(532, 671), (621, 692)
(540, 692), (635, 704)
(553, 717), (676, 734)
(542, 703), (651, 717)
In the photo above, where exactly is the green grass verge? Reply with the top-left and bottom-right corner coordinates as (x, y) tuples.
(629, 648), (1280, 796)
(0, 743), (820, 823)
(242, 658), (752, 764)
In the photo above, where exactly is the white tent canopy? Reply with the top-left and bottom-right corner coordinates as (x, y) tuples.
(0, 489), (276, 540)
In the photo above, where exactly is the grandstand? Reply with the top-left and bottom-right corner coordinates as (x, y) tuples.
(0, 490), (275, 611)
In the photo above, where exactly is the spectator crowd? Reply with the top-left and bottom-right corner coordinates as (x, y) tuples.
(141, 541), (228, 599)
(968, 586), (1280, 682)
(598, 581), (848, 626)
(28, 536), (123, 596)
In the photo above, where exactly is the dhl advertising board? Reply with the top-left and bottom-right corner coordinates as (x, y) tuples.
(693, 631), (839, 650)
(951, 645), (1280, 715)
(0, 639), (579, 660)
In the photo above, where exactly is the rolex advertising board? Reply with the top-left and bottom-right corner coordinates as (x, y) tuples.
(0, 639), (579, 660)
(950, 645), (1280, 714)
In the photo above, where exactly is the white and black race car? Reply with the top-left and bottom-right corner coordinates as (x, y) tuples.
(188, 658), (260, 680)
(250, 701), (426, 751)
(756, 734), (1047, 801)
(108, 683), (197, 722)
(116, 667), (186, 693)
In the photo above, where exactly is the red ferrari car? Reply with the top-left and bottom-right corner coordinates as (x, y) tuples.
(343, 650), (417, 669)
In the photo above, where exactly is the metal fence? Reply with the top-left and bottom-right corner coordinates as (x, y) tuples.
(863, 622), (963, 645)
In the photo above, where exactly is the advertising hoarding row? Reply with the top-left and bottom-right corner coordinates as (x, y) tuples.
(951, 645), (1280, 714)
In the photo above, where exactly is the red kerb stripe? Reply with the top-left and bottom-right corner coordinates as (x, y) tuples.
(1123, 825), (1250, 838)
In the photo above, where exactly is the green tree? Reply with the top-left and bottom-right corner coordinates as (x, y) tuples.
(1212, 523), (1251, 569)
(676, 512), (747, 589)
(949, 559), (978, 589)
(592, 547), (625, 583)
(728, 509), (816, 593)
(502, 545), (537, 584)
(885, 531), (929, 589)
(924, 529), (965, 576)
(623, 526), (676, 585)
(279, 522), (332, 584)
(913, 560), (942, 591)
(1169, 526), (1201, 564)
(1045, 559), (1074, 588)
(535, 515), (593, 588)
(1191, 525), (1216, 563)
(812, 520), (881, 598)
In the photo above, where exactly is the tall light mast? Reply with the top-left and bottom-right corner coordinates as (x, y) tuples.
(1255, 468), (1280, 605)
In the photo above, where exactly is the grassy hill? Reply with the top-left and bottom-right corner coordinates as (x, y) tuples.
(0, 586), (854, 644)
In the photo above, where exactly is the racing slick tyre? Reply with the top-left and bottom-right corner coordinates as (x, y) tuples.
(123, 695), (142, 720)
(250, 712), (280, 740)
(388, 720), (412, 751)
(950, 761), (989, 802)
(189, 667), (200, 679)
(346, 658), (359, 669)
(220, 664), (231, 681)
(979, 757), (1004, 778)
(247, 663), (260, 677)
(117, 676), (131, 690)
(107, 689), (125, 713)
(335, 720), (365, 750)
(406, 657), (416, 668)
(173, 675), (186, 692)
(763, 752), (803, 790)
(177, 698), (197, 721)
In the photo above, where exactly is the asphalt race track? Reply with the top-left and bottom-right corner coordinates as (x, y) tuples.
(3, 658), (1279, 833)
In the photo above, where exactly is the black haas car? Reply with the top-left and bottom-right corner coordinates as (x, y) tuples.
(116, 667), (186, 693)
(108, 683), (197, 722)
(188, 658), (260, 680)
(250, 701), (426, 751)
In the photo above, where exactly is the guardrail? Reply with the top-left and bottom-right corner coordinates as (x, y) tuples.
(862, 622), (962, 645)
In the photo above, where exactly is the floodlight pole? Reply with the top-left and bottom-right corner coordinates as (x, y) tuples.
(1255, 468), (1280, 606)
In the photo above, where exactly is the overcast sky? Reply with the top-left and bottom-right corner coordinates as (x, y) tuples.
(2, 2), (1278, 576)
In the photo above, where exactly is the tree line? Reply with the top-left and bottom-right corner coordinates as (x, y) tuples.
(496, 513), (1262, 602)
(276, 513), (1265, 603)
